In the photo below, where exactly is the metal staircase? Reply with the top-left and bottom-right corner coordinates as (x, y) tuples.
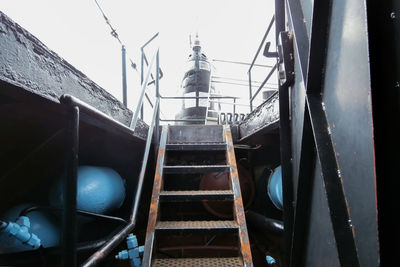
(142, 124), (253, 266)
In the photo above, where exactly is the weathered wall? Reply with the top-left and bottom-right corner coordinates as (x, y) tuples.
(0, 11), (148, 138)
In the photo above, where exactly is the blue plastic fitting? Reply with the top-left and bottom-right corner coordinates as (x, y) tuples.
(115, 234), (144, 267)
(266, 255), (276, 264)
(0, 216), (41, 249)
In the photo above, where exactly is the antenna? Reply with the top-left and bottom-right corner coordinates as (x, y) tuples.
(189, 34), (192, 49)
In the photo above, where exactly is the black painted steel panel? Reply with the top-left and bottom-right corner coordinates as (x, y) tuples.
(283, 0), (379, 266)
(321, 0), (378, 265)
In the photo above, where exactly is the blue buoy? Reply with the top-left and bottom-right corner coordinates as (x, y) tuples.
(267, 165), (283, 210)
(0, 204), (59, 253)
(50, 166), (126, 214)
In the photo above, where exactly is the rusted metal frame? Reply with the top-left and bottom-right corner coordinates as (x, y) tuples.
(142, 126), (168, 267)
(166, 143), (226, 151)
(81, 99), (161, 267)
(163, 165), (230, 174)
(224, 125), (253, 267)
(159, 190), (234, 202)
(62, 104), (79, 267)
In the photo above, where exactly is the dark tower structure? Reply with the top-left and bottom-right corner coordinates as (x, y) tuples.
(175, 35), (218, 124)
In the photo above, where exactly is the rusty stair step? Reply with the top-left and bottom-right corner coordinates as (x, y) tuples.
(163, 165), (230, 174)
(166, 143), (226, 151)
(160, 190), (234, 201)
(152, 257), (243, 267)
(155, 220), (239, 233)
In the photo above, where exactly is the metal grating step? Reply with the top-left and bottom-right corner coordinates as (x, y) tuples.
(166, 143), (226, 151)
(152, 257), (243, 267)
(163, 165), (230, 174)
(156, 220), (238, 231)
(160, 190), (234, 201)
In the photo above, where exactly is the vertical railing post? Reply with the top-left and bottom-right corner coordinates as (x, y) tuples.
(141, 51), (145, 120)
(122, 45), (128, 107)
(62, 104), (79, 267)
(248, 72), (253, 112)
(233, 98), (236, 116)
(155, 49), (160, 147)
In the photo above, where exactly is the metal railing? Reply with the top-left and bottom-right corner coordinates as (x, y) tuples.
(58, 18), (281, 265)
(80, 40), (161, 266)
(140, 33), (163, 120)
(248, 15), (278, 112)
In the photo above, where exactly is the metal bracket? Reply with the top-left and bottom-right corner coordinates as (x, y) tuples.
(277, 31), (295, 87)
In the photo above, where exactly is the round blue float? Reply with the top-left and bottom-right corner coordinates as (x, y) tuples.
(267, 165), (283, 210)
(50, 166), (126, 214)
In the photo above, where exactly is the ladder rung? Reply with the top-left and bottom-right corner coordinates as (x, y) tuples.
(160, 190), (234, 201)
(163, 165), (230, 174)
(156, 220), (238, 231)
(151, 257), (243, 267)
(166, 143), (226, 151)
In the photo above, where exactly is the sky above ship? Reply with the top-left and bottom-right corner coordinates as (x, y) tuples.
(1, 0), (276, 122)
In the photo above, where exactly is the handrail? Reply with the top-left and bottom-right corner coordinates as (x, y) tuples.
(248, 16), (275, 74)
(130, 50), (158, 129)
(248, 15), (277, 112)
(251, 63), (278, 102)
(160, 95), (240, 99)
(81, 48), (161, 267)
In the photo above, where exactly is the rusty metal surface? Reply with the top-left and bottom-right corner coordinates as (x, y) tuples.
(160, 190), (234, 201)
(166, 143), (227, 151)
(142, 126), (169, 267)
(0, 11), (148, 139)
(224, 125), (253, 267)
(163, 165), (230, 174)
(152, 257), (243, 267)
(156, 220), (238, 230)
(168, 125), (224, 143)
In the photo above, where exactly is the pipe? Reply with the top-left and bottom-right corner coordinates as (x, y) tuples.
(19, 206), (128, 225)
(0, 228), (124, 266)
(59, 95), (139, 139)
(122, 45), (128, 107)
(246, 210), (284, 236)
(81, 99), (160, 267)
(62, 104), (79, 267)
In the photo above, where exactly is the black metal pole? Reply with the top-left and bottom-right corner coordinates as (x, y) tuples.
(62, 104), (79, 267)
(274, 1), (294, 267)
(155, 50), (160, 146)
(141, 52), (144, 120)
(248, 71), (253, 112)
(122, 45), (128, 107)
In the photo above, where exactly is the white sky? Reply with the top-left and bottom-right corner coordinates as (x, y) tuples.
(1, 0), (276, 122)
